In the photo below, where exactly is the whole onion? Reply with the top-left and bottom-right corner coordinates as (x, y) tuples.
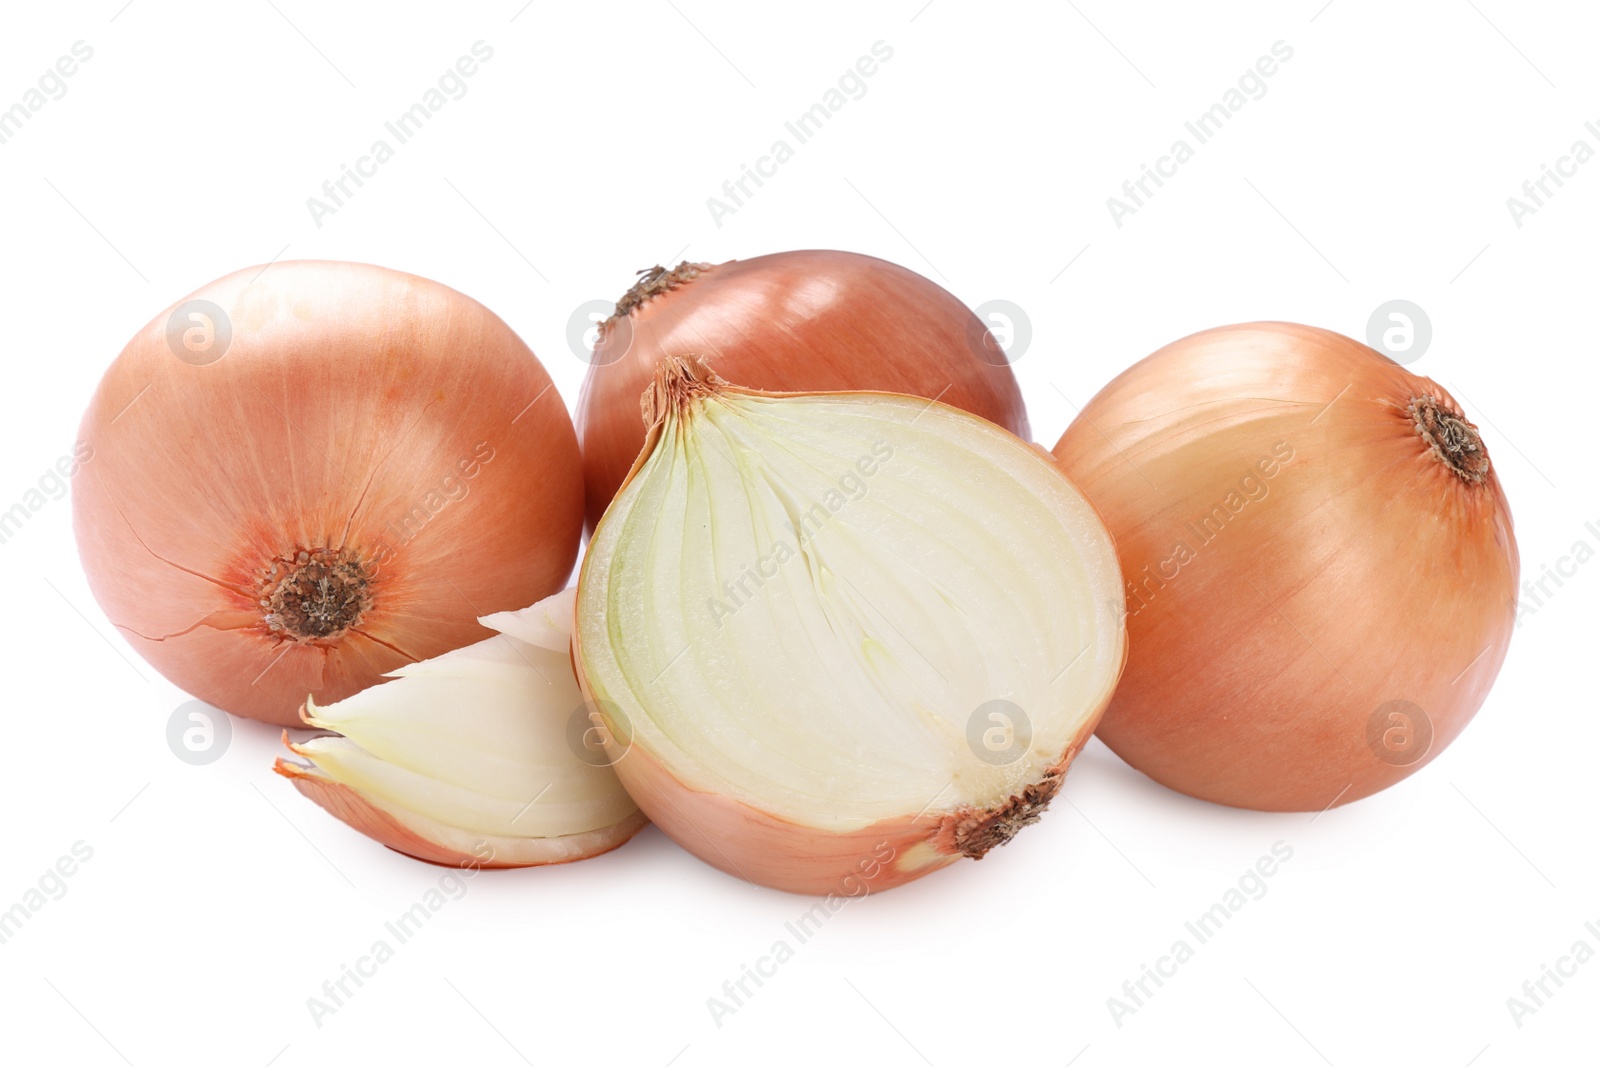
(1053, 322), (1519, 811)
(74, 261), (584, 726)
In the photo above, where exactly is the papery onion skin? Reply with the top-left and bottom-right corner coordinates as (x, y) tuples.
(74, 261), (583, 726)
(574, 359), (1126, 895)
(1052, 322), (1519, 812)
(574, 711), (1099, 895)
(576, 250), (1032, 529)
(275, 755), (649, 870)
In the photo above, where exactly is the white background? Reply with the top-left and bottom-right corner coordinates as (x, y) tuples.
(2, 1), (1595, 1064)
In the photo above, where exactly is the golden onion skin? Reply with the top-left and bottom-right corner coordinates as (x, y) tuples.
(1053, 322), (1518, 811)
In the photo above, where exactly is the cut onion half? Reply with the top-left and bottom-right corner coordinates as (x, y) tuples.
(276, 589), (646, 868)
(574, 359), (1126, 895)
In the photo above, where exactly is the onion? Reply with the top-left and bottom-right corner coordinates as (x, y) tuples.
(276, 588), (646, 867)
(1052, 322), (1519, 811)
(575, 250), (1031, 529)
(573, 358), (1125, 894)
(74, 261), (583, 727)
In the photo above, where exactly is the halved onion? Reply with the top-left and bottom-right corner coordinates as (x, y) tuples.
(574, 359), (1126, 894)
(276, 589), (646, 868)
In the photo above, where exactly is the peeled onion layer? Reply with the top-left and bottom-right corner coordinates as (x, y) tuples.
(276, 589), (646, 868)
(576, 360), (1126, 895)
(1053, 322), (1519, 812)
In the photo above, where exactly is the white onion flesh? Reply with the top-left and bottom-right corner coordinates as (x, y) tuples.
(578, 373), (1126, 860)
(279, 588), (644, 865)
